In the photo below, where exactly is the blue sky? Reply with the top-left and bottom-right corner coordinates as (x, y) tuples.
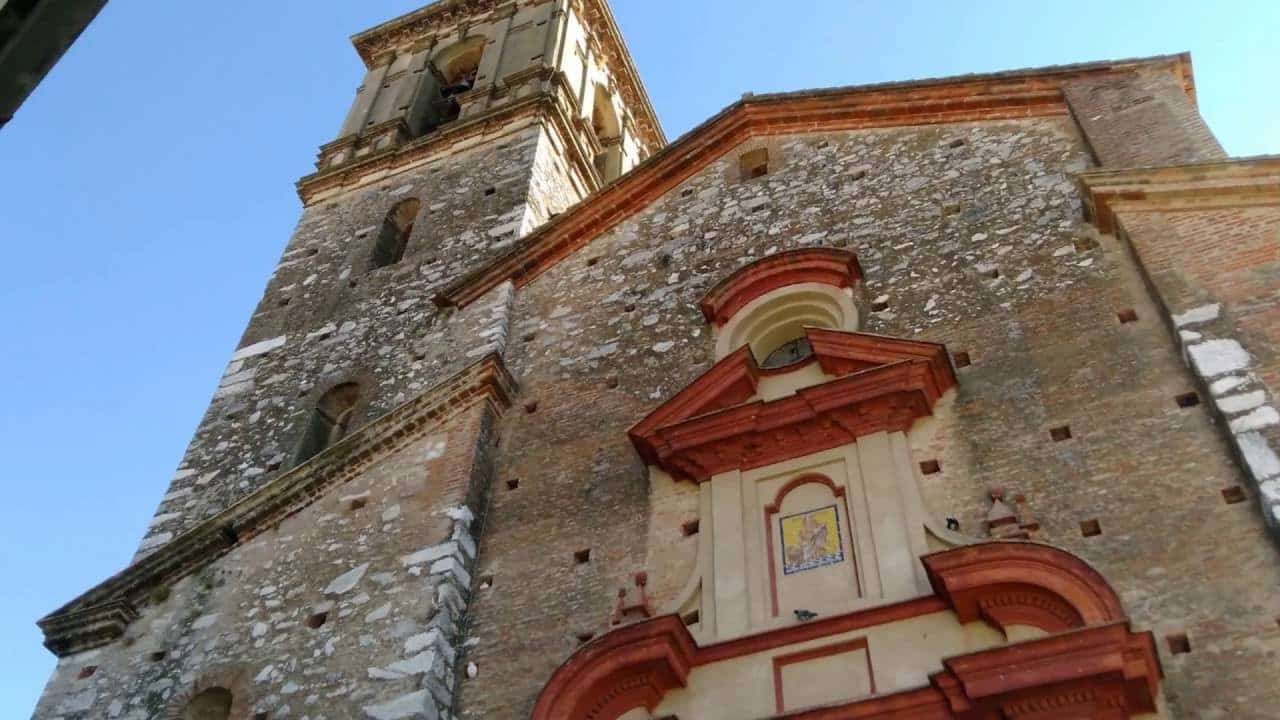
(1, 0), (1276, 714)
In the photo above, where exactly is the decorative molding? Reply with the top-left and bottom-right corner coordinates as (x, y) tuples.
(1078, 155), (1280, 234)
(532, 544), (1161, 720)
(628, 329), (956, 481)
(38, 355), (517, 657)
(921, 542), (1127, 633)
(700, 249), (864, 325)
(436, 54), (1196, 309)
(771, 637), (874, 715)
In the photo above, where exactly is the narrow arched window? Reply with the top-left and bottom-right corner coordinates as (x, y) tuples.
(590, 85), (623, 182)
(297, 382), (360, 463)
(182, 687), (232, 720)
(370, 199), (420, 271)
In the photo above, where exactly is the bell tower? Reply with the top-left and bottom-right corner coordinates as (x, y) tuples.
(127, 0), (665, 555)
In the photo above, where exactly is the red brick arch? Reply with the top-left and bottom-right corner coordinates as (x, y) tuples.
(698, 248), (864, 326)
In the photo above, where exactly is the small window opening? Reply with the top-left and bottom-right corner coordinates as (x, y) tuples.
(871, 298), (890, 313)
(1166, 633), (1191, 655)
(434, 39), (483, 125)
(681, 519), (700, 537)
(484, 186), (496, 196)
(740, 148), (769, 180)
(590, 85), (623, 182)
(369, 198), (420, 271)
(760, 337), (814, 370)
(297, 383), (361, 464)
(1176, 392), (1200, 408)
(920, 460), (942, 475)
(347, 496), (368, 512)
(1222, 486), (1247, 504)
(1080, 519), (1102, 537)
(506, 478), (520, 491)
(953, 351), (972, 368)
(306, 611), (329, 629)
(182, 687), (233, 720)
(574, 549), (591, 564)
(524, 401), (539, 414)
(1050, 425), (1073, 442)
(682, 611), (701, 626)
(479, 575), (494, 590)
(1117, 308), (1139, 324)
(148, 650), (167, 663)
(605, 376), (620, 389)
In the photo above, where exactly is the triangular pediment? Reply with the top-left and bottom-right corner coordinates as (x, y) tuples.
(629, 329), (957, 480)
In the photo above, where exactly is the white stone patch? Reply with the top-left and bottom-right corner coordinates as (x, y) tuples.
(401, 543), (457, 568)
(1238, 432), (1280, 479)
(1179, 330), (1202, 344)
(1187, 339), (1251, 378)
(231, 335), (288, 361)
(383, 505), (402, 522)
(424, 437), (447, 461)
(1217, 391), (1267, 415)
(1053, 245), (1074, 257)
(191, 613), (220, 630)
(1211, 375), (1249, 396)
(307, 323), (338, 342)
(254, 664), (276, 683)
(405, 630), (440, 655)
(366, 603), (392, 623)
(446, 506), (475, 526)
(1173, 304), (1221, 328)
(148, 512), (182, 528)
(1230, 406), (1280, 434)
(325, 563), (371, 596)
(137, 532), (174, 552)
(652, 341), (675, 353)
(363, 690), (434, 720)
(388, 650), (440, 677)
(251, 622), (269, 639)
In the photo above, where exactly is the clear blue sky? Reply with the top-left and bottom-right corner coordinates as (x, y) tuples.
(1, 0), (1276, 714)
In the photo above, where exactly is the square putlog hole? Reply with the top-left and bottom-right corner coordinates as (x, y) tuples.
(574, 549), (591, 564)
(682, 611), (701, 626)
(681, 519), (701, 537)
(77, 666), (98, 680)
(740, 148), (769, 180)
(1166, 633), (1191, 655)
(1117, 308), (1139, 324)
(1176, 392), (1201, 408)
(506, 478), (520, 491)
(1050, 425), (1073, 442)
(952, 352), (972, 369)
(1222, 486), (1247, 505)
(347, 497), (368, 512)
(919, 460), (942, 475)
(306, 611), (329, 630)
(1080, 519), (1102, 537)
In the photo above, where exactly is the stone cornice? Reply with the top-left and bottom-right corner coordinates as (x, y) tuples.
(297, 74), (593, 205)
(38, 355), (517, 658)
(348, 0), (664, 149)
(1078, 155), (1280, 234)
(435, 54), (1196, 310)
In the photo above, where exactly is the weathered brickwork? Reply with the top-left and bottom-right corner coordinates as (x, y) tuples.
(30, 3), (1280, 719)
(35, 398), (499, 720)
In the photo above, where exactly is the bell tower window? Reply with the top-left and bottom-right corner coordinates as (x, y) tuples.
(591, 84), (623, 182)
(370, 198), (420, 271)
(432, 37), (485, 125)
(297, 382), (361, 464)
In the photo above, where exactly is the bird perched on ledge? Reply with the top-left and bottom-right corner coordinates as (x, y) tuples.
(794, 609), (819, 622)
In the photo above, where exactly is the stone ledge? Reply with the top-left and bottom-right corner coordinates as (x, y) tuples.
(37, 354), (517, 658)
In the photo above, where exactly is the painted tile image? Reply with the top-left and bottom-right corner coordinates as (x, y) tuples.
(781, 505), (845, 575)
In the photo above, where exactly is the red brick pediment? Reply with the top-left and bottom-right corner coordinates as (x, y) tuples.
(628, 329), (956, 481)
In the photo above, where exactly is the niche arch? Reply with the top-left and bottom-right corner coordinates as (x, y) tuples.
(702, 249), (864, 363)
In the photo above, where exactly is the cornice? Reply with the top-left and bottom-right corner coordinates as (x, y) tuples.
(38, 355), (517, 658)
(1078, 154), (1280, 234)
(351, 0), (516, 67)
(629, 329), (956, 481)
(436, 54), (1196, 310)
(571, 0), (666, 148)
(297, 76), (594, 205)
(699, 248), (864, 326)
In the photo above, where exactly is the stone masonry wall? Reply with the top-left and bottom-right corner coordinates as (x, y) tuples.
(137, 122), (582, 555)
(460, 118), (1280, 719)
(34, 400), (499, 720)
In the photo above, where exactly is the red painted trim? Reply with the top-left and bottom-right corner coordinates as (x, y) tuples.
(630, 330), (956, 481)
(772, 637), (874, 714)
(531, 543), (1161, 720)
(698, 248), (864, 325)
(763, 475), (859, 618)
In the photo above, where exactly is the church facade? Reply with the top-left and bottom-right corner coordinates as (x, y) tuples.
(31, 1), (1280, 718)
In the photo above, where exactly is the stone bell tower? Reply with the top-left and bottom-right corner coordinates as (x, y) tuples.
(119, 0), (665, 556)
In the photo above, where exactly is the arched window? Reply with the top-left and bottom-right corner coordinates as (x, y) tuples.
(182, 687), (233, 720)
(760, 336), (814, 369)
(590, 84), (623, 182)
(297, 383), (360, 464)
(370, 199), (420, 270)
(433, 37), (485, 124)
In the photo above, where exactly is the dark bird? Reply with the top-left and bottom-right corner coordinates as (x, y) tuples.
(794, 609), (819, 622)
